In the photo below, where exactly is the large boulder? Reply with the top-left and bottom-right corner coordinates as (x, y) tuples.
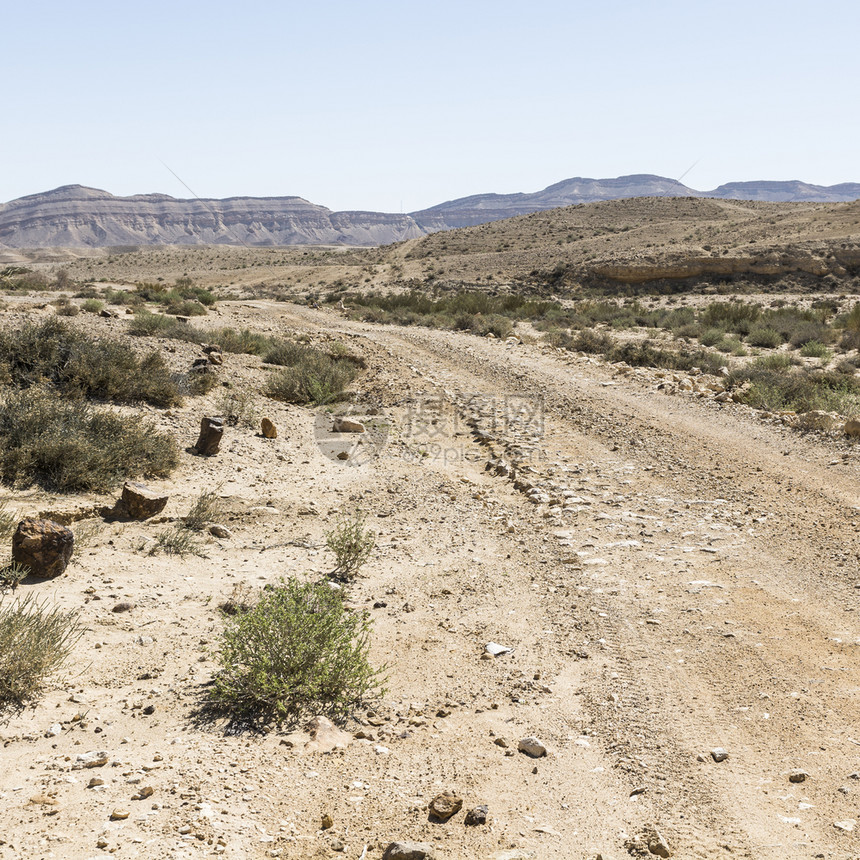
(121, 481), (168, 520)
(12, 518), (74, 579)
(194, 416), (224, 456)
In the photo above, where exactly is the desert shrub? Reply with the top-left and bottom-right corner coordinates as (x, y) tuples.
(836, 360), (857, 375)
(571, 329), (614, 354)
(264, 346), (357, 406)
(81, 298), (105, 313)
(0, 563), (27, 592)
(747, 326), (783, 348)
(127, 309), (200, 341)
(699, 327), (726, 347)
(730, 363), (860, 413)
(216, 387), (258, 427)
(839, 302), (860, 334)
(218, 582), (256, 616)
(149, 527), (203, 557)
(0, 500), (18, 542)
(209, 328), (272, 355)
(788, 321), (832, 348)
(0, 593), (83, 715)
(470, 314), (513, 339)
(187, 369), (219, 396)
(0, 267), (51, 292)
(209, 577), (385, 726)
(799, 340), (832, 360)
(753, 352), (798, 370)
(326, 512), (375, 581)
(607, 341), (723, 374)
(0, 390), (178, 492)
(700, 302), (760, 333)
(183, 488), (225, 531)
(55, 302), (80, 317)
(104, 289), (144, 307)
(0, 318), (181, 407)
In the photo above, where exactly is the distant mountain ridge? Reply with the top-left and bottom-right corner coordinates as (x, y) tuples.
(1, 175), (858, 248)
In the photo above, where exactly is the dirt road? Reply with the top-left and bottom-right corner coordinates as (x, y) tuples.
(2, 300), (860, 860)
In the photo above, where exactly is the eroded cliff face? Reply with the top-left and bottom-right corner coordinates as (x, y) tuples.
(0, 186), (425, 248)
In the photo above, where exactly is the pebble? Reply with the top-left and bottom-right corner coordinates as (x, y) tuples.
(834, 819), (856, 833)
(110, 809), (130, 820)
(485, 642), (513, 657)
(464, 805), (488, 826)
(382, 842), (437, 860)
(428, 791), (463, 822)
(75, 750), (109, 769)
(710, 747), (728, 762)
(518, 737), (548, 758)
(789, 769), (808, 783)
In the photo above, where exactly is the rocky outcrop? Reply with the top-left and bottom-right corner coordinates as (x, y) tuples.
(0, 185), (424, 248)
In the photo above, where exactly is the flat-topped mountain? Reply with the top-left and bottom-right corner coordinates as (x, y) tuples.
(1, 175), (858, 248)
(0, 185), (424, 248)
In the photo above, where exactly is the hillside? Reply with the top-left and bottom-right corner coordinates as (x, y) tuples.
(1, 175), (859, 250)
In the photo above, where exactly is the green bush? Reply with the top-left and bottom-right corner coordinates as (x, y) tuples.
(81, 298), (105, 313)
(148, 526), (203, 558)
(0, 593), (83, 715)
(0, 317), (181, 407)
(799, 340), (832, 360)
(0, 389), (179, 492)
(264, 344), (358, 406)
(209, 577), (385, 726)
(326, 512), (375, 581)
(747, 326), (783, 348)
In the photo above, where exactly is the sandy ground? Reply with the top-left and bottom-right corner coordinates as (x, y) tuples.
(2, 299), (860, 860)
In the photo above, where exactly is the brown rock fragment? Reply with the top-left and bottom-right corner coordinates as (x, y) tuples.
(261, 417), (277, 438)
(428, 791), (463, 822)
(12, 518), (74, 579)
(121, 481), (168, 520)
(193, 416), (224, 456)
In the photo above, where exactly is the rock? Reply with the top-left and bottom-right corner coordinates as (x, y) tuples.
(207, 351), (223, 365)
(485, 642), (513, 657)
(133, 786), (154, 800)
(75, 751), (109, 769)
(46, 723), (62, 738)
(111, 601), (134, 613)
(797, 410), (840, 431)
(428, 791), (463, 821)
(321, 813), (334, 830)
(209, 524), (232, 538)
(493, 737), (509, 748)
(305, 715), (353, 753)
(710, 747), (728, 762)
(834, 819), (856, 833)
(193, 416), (224, 456)
(332, 417), (365, 433)
(518, 737), (548, 758)
(261, 417), (277, 438)
(110, 809), (130, 820)
(464, 805), (488, 826)
(844, 418), (860, 437)
(336, 451), (350, 461)
(11, 518), (74, 579)
(87, 777), (104, 788)
(382, 842), (436, 860)
(646, 826), (672, 857)
(789, 769), (809, 783)
(121, 481), (168, 520)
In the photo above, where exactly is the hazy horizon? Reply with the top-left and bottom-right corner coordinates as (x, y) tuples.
(3, 0), (857, 213)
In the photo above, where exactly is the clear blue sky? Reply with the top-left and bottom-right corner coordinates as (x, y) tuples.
(3, 0), (857, 212)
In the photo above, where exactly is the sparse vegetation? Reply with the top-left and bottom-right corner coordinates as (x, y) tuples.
(183, 488), (225, 532)
(264, 345), (358, 405)
(0, 389), (178, 492)
(149, 526), (204, 558)
(326, 512), (375, 581)
(216, 387), (258, 427)
(209, 577), (385, 726)
(0, 318), (181, 407)
(0, 593), (83, 716)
